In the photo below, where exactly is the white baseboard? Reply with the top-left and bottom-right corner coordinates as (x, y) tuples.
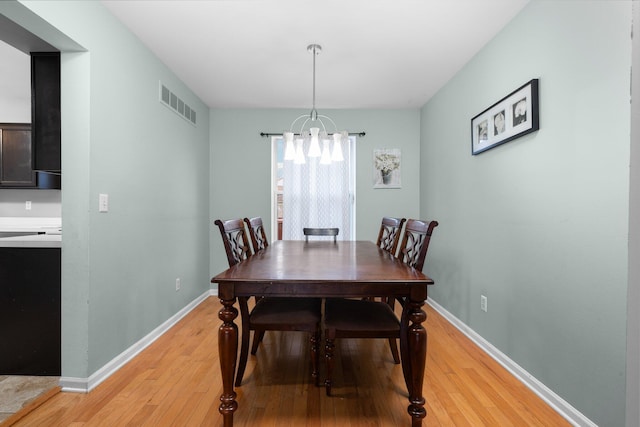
(426, 298), (597, 427)
(60, 289), (217, 393)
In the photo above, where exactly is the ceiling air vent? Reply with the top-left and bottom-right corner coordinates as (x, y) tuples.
(159, 82), (197, 125)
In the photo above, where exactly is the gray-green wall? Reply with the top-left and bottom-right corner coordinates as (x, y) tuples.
(420, 2), (631, 425)
(209, 108), (420, 278)
(3, 0), (211, 378)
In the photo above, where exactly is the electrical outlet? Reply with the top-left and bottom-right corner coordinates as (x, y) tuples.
(175, 278), (181, 291)
(25, 201), (32, 210)
(480, 295), (488, 312)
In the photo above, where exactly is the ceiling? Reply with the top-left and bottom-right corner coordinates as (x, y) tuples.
(101, 0), (529, 110)
(0, 1), (530, 111)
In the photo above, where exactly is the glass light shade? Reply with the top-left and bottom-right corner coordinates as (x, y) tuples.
(283, 131), (295, 160)
(294, 138), (306, 164)
(320, 140), (332, 164)
(331, 132), (344, 162)
(308, 127), (321, 157)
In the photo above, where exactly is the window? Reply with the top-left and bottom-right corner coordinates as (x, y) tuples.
(272, 136), (356, 241)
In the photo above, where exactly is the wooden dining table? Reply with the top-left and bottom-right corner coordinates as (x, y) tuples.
(211, 240), (435, 427)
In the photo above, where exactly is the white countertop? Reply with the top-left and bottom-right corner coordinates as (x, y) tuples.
(0, 217), (61, 233)
(0, 217), (62, 248)
(0, 234), (61, 248)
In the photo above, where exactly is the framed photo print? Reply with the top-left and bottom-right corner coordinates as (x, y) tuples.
(471, 79), (539, 155)
(373, 148), (401, 188)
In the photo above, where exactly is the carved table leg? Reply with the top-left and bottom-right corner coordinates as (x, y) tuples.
(218, 297), (238, 427)
(324, 333), (335, 396)
(310, 327), (320, 387)
(401, 297), (427, 427)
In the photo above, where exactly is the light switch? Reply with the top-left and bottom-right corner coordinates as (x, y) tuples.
(99, 193), (109, 212)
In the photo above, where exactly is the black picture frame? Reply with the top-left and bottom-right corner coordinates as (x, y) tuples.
(471, 79), (539, 155)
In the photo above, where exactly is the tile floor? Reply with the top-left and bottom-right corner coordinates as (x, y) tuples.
(0, 376), (59, 423)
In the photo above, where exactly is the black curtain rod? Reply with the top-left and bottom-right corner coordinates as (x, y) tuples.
(260, 132), (366, 138)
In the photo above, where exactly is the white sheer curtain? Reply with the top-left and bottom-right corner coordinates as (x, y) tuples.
(282, 137), (354, 240)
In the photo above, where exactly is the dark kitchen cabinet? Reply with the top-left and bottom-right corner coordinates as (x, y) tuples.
(0, 123), (36, 187)
(31, 52), (61, 173)
(0, 123), (60, 189)
(0, 247), (61, 375)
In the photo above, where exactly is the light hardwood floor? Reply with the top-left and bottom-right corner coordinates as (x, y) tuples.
(9, 297), (570, 426)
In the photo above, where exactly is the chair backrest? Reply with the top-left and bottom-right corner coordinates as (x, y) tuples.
(397, 219), (438, 271)
(303, 227), (339, 242)
(214, 218), (252, 267)
(244, 217), (269, 252)
(376, 217), (406, 256)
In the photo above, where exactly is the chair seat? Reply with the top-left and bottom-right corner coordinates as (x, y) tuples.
(325, 298), (399, 333)
(250, 297), (321, 327)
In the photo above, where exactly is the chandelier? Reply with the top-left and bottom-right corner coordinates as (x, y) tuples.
(260, 44), (364, 160)
(283, 44), (347, 165)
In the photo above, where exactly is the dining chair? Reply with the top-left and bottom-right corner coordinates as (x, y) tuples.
(365, 216), (407, 358)
(214, 218), (252, 266)
(376, 217), (406, 256)
(303, 227), (339, 242)
(323, 218), (439, 396)
(244, 217), (268, 252)
(214, 218), (322, 387)
(241, 216), (268, 350)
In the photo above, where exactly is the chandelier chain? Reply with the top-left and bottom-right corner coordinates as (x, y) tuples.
(308, 44), (321, 121)
(312, 45), (316, 118)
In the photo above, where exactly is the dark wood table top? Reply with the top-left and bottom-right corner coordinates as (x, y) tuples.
(212, 240), (434, 298)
